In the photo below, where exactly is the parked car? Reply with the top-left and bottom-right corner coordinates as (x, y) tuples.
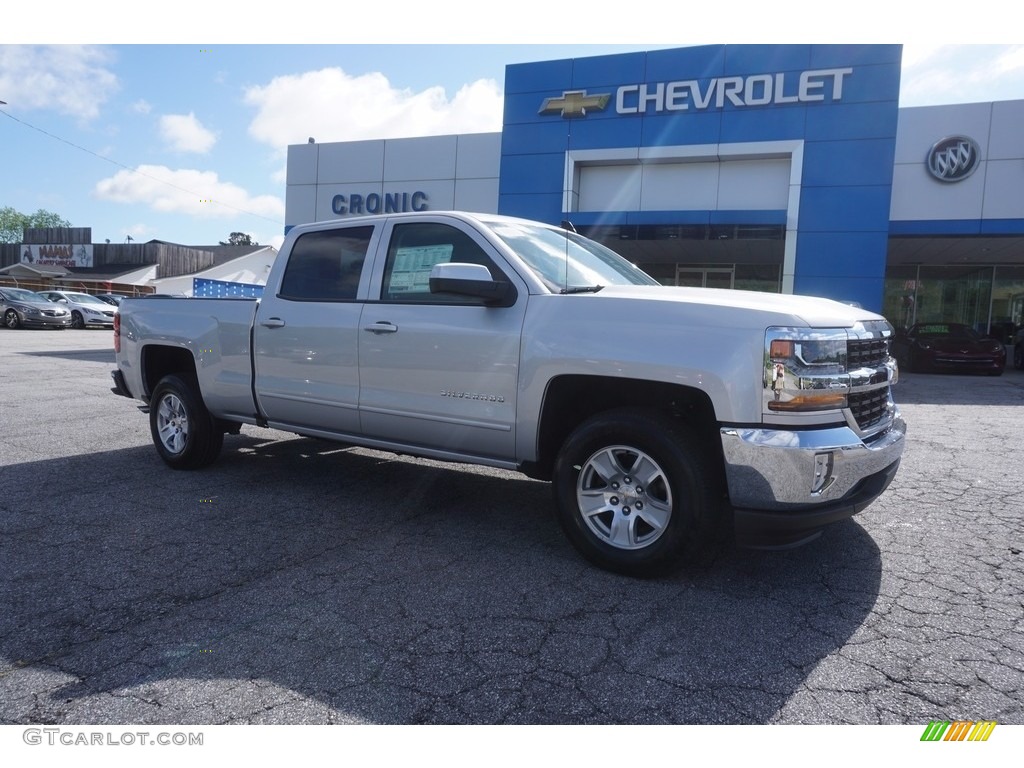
(0, 287), (72, 329)
(37, 290), (117, 329)
(892, 322), (1006, 376)
(95, 293), (124, 306)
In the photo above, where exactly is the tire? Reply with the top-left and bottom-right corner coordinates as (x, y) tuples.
(149, 374), (224, 469)
(552, 408), (719, 577)
(4, 309), (21, 329)
(71, 311), (84, 329)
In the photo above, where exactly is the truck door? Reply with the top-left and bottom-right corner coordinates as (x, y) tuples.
(357, 219), (527, 461)
(253, 224), (377, 434)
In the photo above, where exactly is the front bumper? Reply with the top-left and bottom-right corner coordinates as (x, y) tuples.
(20, 313), (72, 328)
(720, 412), (906, 547)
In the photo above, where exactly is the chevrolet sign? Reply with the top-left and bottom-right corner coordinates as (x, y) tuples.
(539, 90), (612, 118)
(539, 68), (853, 117)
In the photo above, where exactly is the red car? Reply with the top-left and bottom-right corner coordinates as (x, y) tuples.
(893, 323), (1006, 376)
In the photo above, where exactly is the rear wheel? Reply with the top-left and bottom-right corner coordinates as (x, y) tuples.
(552, 408), (719, 577)
(149, 374), (224, 469)
(4, 309), (21, 329)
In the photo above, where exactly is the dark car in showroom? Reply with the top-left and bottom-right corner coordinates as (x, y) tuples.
(893, 322), (1006, 376)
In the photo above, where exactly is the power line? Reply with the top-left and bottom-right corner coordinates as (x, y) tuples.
(0, 106), (284, 226)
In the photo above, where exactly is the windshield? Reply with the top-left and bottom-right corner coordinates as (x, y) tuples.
(914, 324), (981, 340)
(66, 293), (108, 305)
(3, 288), (45, 302)
(479, 217), (659, 292)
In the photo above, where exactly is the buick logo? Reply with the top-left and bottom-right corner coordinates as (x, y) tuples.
(926, 136), (981, 182)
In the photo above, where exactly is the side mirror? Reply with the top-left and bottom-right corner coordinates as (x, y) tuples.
(429, 263), (514, 307)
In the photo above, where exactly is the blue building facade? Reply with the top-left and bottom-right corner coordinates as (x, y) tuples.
(498, 44), (903, 311)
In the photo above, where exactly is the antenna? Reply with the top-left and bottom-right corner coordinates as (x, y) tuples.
(564, 104), (572, 294)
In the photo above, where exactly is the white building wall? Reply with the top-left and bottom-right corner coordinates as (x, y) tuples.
(890, 99), (1024, 224)
(286, 133), (501, 229)
(151, 248), (278, 295)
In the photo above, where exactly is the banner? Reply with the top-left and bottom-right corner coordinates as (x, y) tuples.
(192, 278), (264, 298)
(20, 244), (93, 268)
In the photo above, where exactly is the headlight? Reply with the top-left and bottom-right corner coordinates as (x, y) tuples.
(83, 307), (103, 316)
(765, 328), (849, 414)
(14, 305), (40, 315)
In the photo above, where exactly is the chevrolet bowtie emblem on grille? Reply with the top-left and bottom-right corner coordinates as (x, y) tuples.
(538, 90), (611, 118)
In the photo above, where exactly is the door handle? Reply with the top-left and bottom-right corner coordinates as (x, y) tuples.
(363, 321), (398, 334)
(260, 317), (286, 328)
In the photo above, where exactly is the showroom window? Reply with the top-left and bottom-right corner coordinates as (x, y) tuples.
(884, 263), (1024, 340)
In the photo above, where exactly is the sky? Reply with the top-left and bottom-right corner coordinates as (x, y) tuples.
(1, 2), (1021, 252)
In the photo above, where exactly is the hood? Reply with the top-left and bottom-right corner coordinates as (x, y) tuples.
(926, 336), (1000, 353)
(588, 285), (884, 329)
(9, 297), (68, 312)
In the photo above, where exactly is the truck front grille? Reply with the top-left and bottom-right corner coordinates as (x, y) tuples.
(848, 338), (889, 369)
(849, 388), (890, 431)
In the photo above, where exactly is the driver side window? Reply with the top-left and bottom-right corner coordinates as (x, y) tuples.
(380, 222), (503, 304)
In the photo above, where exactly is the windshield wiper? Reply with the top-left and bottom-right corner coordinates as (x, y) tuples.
(560, 285), (604, 294)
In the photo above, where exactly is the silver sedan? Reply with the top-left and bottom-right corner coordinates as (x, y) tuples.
(37, 290), (117, 329)
(0, 287), (72, 329)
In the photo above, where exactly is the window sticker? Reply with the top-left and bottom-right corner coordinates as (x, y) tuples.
(389, 244), (454, 293)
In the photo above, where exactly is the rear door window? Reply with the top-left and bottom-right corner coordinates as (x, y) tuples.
(279, 226), (374, 301)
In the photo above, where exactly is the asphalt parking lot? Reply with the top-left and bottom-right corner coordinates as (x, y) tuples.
(1, 328), (1022, 725)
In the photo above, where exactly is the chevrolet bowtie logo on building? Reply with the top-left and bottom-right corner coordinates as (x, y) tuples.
(927, 136), (981, 182)
(538, 90), (611, 118)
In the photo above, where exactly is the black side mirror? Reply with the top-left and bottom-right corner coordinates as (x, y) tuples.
(429, 263), (515, 307)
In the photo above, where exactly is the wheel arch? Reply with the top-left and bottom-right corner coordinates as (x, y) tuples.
(141, 344), (198, 402)
(528, 375), (723, 483)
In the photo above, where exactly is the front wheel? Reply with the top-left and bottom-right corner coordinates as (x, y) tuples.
(552, 408), (719, 577)
(4, 309), (21, 329)
(149, 374), (224, 469)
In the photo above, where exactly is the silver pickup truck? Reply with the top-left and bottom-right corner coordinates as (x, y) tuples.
(111, 211), (906, 576)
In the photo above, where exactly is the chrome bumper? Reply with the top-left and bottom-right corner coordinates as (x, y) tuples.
(720, 411), (906, 547)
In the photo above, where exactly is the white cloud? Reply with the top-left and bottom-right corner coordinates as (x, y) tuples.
(94, 164), (284, 222)
(243, 67), (502, 149)
(900, 44), (1024, 106)
(0, 45), (118, 120)
(125, 223), (155, 240)
(159, 112), (217, 153)
(132, 99), (152, 114)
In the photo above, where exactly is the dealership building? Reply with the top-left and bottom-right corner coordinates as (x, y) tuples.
(285, 44), (1024, 339)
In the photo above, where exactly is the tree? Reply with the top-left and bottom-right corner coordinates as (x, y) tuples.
(0, 207), (72, 243)
(219, 232), (259, 246)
